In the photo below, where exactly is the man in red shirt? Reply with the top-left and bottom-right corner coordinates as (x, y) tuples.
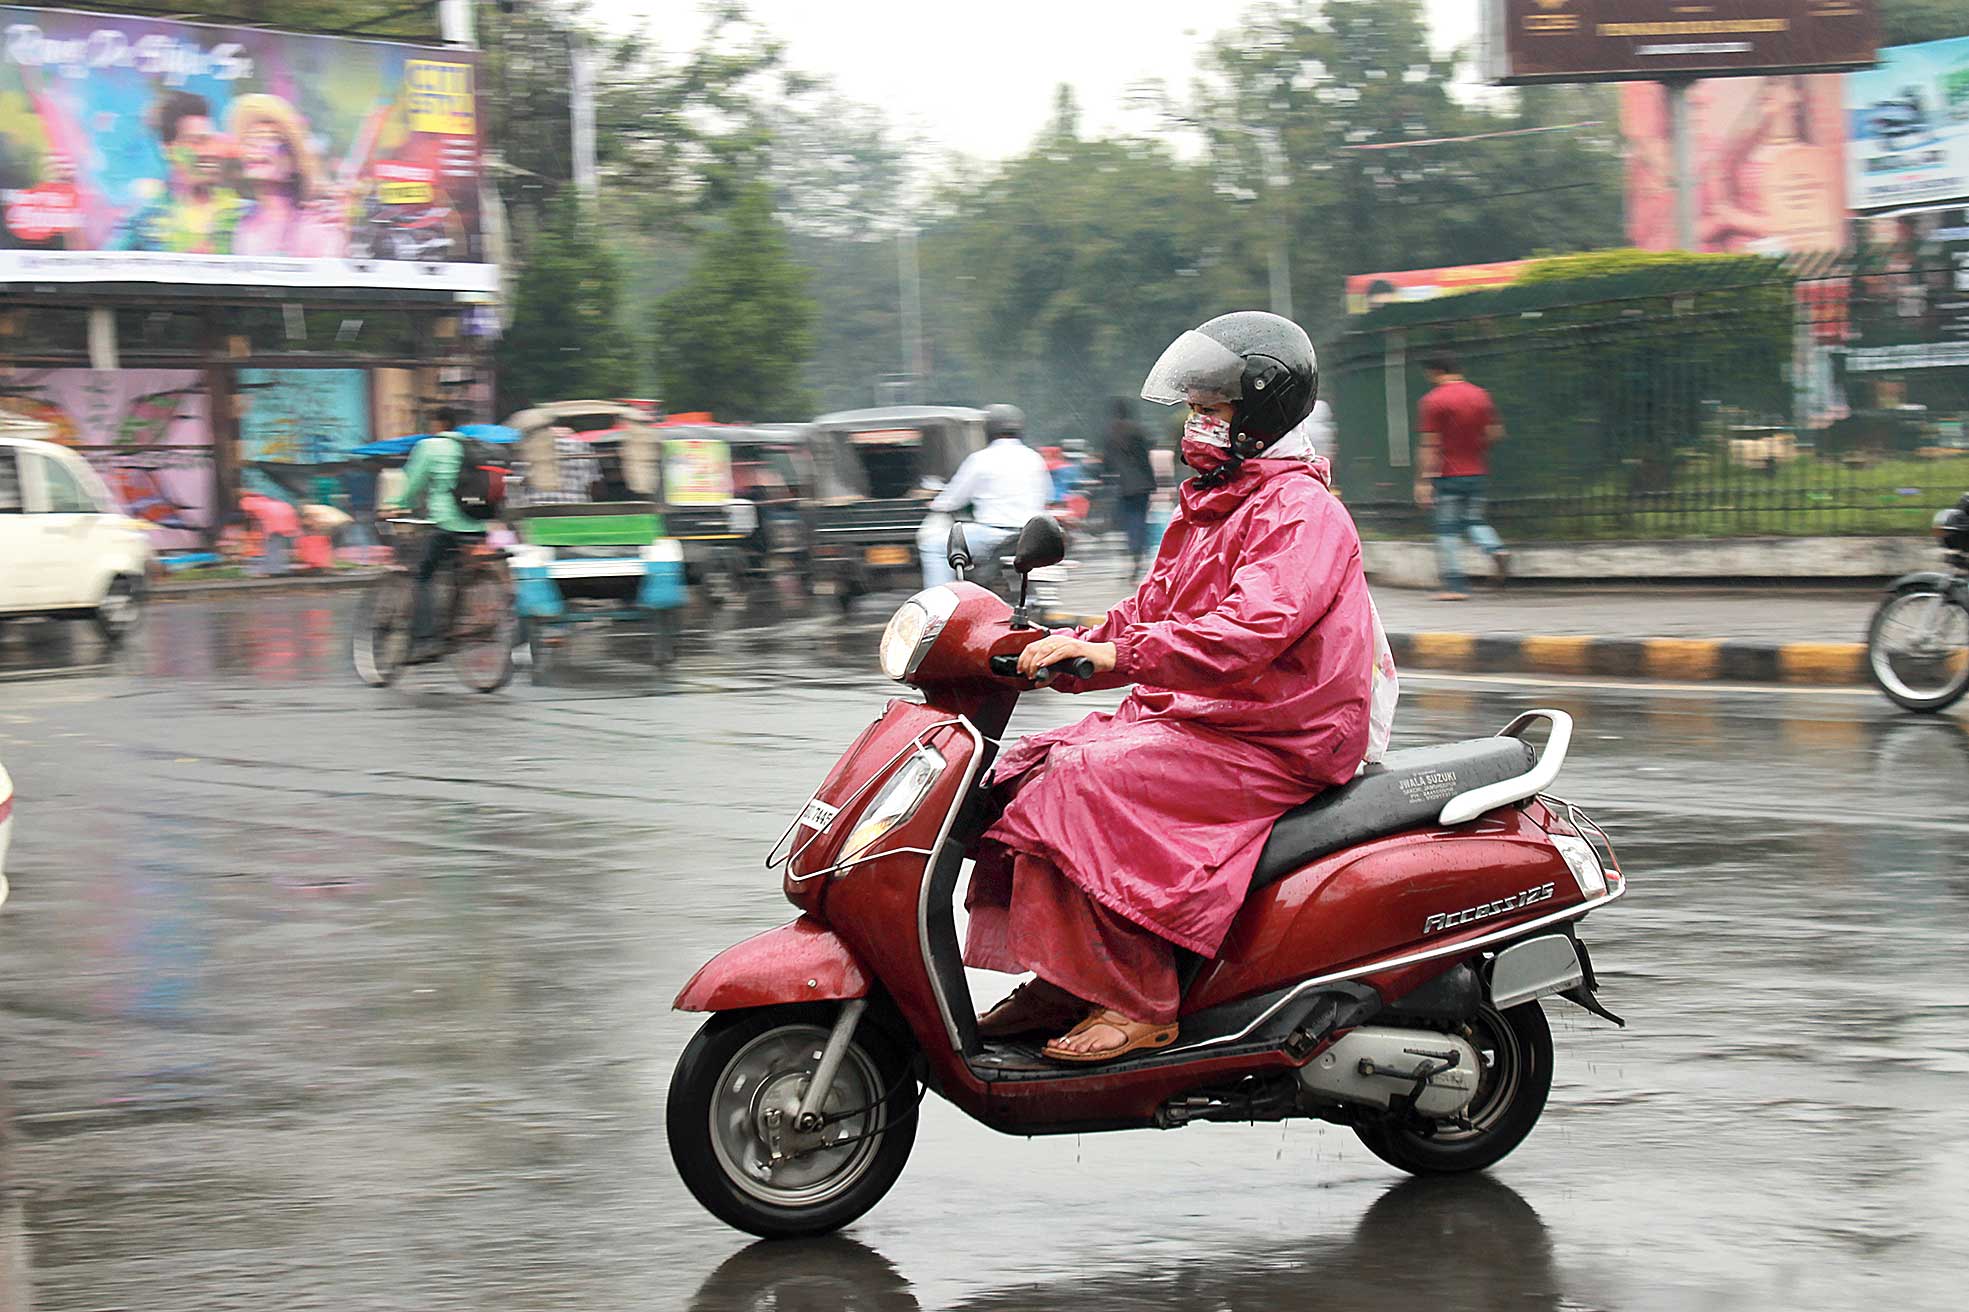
(1414, 353), (1509, 599)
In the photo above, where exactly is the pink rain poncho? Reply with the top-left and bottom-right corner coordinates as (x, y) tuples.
(965, 454), (1381, 1014)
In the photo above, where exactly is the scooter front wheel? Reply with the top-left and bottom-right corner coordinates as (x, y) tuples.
(1351, 1001), (1552, 1176)
(667, 1004), (918, 1239)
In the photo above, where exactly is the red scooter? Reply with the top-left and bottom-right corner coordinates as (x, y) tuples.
(668, 518), (1628, 1239)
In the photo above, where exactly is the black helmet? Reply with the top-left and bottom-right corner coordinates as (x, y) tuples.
(1140, 311), (1319, 460)
(983, 403), (1026, 440)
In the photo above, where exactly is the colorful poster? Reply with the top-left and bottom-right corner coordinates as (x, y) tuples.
(237, 368), (369, 466)
(1345, 261), (1531, 314)
(1622, 74), (1848, 253)
(662, 438), (735, 505)
(0, 367), (210, 545)
(0, 7), (490, 290)
(1845, 36), (1969, 214)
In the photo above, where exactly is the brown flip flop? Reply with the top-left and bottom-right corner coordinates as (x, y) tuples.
(1042, 1009), (1178, 1064)
(977, 981), (1084, 1039)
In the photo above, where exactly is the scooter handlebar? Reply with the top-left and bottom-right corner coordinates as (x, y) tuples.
(989, 654), (1098, 684)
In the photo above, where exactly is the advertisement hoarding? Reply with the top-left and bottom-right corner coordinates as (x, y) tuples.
(1845, 36), (1969, 213)
(1622, 74), (1849, 252)
(1346, 261), (1532, 315)
(0, 367), (211, 545)
(0, 6), (491, 292)
(1487, 0), (1878, 86)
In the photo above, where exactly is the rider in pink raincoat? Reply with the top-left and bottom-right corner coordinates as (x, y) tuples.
(964, 312), (1396, 1063)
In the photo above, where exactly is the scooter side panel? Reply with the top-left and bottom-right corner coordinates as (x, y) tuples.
(1188, 809), (1580, 1014)
(673, 916), (869, 1011)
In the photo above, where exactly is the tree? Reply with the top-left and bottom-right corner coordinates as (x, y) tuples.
(1877, 0), (1969, 46)
(1188, 0), (1623, 341)
(653, 184), (815, 420)
(495, 194), (636, 413)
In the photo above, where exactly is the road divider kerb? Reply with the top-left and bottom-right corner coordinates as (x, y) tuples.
(1044, 613), (1868, 686)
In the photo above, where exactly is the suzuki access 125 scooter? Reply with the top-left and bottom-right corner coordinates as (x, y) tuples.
(667, 518), (1628, 1239)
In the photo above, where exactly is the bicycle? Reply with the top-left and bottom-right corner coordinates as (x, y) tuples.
(353, 518), (517, 693)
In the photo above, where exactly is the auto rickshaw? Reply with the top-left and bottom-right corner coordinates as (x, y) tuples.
(729, 424), (820, 591)
(808, 406), (988, 612)
(499, 403), (687, 683)
(653, 424), (768, 601)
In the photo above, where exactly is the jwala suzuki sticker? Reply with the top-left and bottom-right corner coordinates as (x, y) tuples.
(1424, 882), (1555, 935)
(797, 798), (841, 834)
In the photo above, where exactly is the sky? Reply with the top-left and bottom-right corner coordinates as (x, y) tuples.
(591, 1), (1484, 161)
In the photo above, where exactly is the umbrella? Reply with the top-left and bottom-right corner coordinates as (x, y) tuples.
(349, 423), (520, 461)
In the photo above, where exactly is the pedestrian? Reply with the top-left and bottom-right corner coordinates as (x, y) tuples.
(235, 488), (300, 576)
(1103, 398), (1158, 575)
(1414, 353), (1509, 601)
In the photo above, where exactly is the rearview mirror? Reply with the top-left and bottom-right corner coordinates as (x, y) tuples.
(1012, 516), (1066, 574)
(947, 521), (974, 571)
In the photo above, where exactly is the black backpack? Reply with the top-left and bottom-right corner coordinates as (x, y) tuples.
(451, 436), (508, 521)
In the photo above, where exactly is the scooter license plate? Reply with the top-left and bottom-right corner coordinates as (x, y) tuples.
(797, 797), (841, 834)
(865, 545), (911, 566)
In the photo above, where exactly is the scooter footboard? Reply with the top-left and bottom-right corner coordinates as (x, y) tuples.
(674, 916), (871, 1012)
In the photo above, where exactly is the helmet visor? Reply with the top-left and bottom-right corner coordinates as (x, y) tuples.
(1140, 330), (1245, 408)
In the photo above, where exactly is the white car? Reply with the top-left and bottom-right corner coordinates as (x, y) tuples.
(0, 434), (154, 645)
(0, 760), (12, 911)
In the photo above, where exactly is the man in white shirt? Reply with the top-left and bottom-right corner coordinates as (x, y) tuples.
(921, 403), (1053, 585)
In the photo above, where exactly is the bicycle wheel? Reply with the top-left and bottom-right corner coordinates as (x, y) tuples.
(448, 564), (517, 693)
(1868, 584), (1969, 713)
(352, 575), (414, 687)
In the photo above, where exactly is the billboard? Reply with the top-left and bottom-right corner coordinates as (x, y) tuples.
(237, 368), (370, 466)
(1346, 261), (1532, 315)
(1621, 74), (1849, 253)
(0, 7), (491, 291)
(0, 367), (212, 546)
(1845, 36), (1969, 213)
(1486, 0), (1878, 86)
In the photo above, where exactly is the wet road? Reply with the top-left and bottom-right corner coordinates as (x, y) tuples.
(0, 594), (1964, 1310)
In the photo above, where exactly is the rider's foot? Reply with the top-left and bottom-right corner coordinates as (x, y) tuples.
(977, 979), (1084, 1039)
(1042, 1008), (1178, 1064)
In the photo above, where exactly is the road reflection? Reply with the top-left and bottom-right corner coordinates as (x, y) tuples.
(687, 1176), (1558, 1312)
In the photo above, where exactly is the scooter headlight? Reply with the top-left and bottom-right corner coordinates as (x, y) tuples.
(1551, 834), (1607, 897)
(840, 746), (946, 861)
(877, 587), (959, 682)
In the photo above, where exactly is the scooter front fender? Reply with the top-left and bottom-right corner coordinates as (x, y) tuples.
(673, 915), (870, 1012)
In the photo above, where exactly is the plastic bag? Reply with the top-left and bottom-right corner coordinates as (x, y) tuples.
(1364, 595), (1399, 764)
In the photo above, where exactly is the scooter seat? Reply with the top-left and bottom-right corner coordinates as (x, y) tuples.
(1251, 737), (1538, 890)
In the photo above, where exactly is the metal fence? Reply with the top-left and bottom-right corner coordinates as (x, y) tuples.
(1327, 250), (1969, 541)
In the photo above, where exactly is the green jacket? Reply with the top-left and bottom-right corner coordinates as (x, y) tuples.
(392, 434), (484, 535)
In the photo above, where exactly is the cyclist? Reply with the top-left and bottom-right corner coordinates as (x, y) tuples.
(380, 406), (484, 660)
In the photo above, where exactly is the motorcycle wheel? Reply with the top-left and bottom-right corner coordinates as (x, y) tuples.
(1352, 1001), (1551, 1176)
(667, 1005), (918, 1240)
(1867, 583), (1969, 713)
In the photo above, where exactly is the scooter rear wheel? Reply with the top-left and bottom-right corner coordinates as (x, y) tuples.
(1352, 1001), (1552, 1176)
(667, 1005), (918, 1239)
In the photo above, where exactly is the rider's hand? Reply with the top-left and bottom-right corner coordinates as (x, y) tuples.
(1017, 634), (1117, 679)
(378, 505), (408, 520)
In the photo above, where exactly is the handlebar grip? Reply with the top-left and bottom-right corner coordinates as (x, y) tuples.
(988, 653), (1097, 683)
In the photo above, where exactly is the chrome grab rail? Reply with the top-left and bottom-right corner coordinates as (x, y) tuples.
(1437, 709), (1574, 827)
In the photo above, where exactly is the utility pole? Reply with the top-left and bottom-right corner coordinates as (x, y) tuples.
(438, 0), (473, 45)
(1665, 79), (1696, 251)
(570, 32), (598, 201)
(898, 227), (924, 401)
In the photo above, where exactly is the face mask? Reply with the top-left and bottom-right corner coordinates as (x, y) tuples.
(1181, 412), (1234, 476)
